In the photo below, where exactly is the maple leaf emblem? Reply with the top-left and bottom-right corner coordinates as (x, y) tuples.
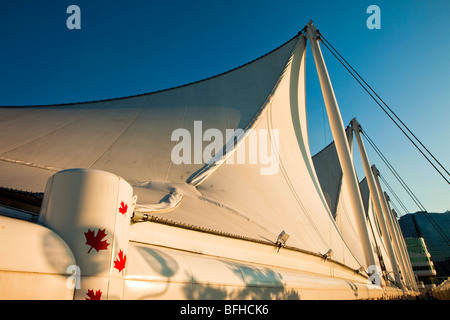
(84, 228), (110, 253)
(118, 201), (128, 215)
(113, 249), (127, 274)
(86, 289), (102, 300)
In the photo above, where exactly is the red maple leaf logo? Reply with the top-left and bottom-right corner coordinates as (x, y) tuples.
(113, 249), (127, 274)
(118, 201), (128, 215)
(84, 228), (110, 253)
(86, 289), (102, 300)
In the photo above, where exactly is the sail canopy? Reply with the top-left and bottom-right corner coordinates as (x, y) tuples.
(0, 34), (368, 270)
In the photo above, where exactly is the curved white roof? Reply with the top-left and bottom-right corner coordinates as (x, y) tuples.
(0, 34), (368, 270)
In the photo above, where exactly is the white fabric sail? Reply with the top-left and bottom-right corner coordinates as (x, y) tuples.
(312, 136), (397, 276)
(0, 34), (364, 270)
(0, 36), (299, 190)
(312, 131), (367, 267)
(195, 37), (362, 269)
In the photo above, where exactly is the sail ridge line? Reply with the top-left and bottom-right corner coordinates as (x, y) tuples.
(0, 35), (302, 109)
(186, 36), (303, 186)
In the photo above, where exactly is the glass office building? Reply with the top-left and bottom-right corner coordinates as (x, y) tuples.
(404, 237), (436, 290)
(399, 212), (450, 284)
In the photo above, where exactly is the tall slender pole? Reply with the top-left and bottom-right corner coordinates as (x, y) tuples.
(395, 214), (419, 291)
(386, 205), (410, 290)
(305, 22), (377, 272)
(351, 119), (405, 291)
(372, 165), (410, 291)
(389, 198), (418, 291)
(382, 191), (409, 290)
(391, 209), (415, 291)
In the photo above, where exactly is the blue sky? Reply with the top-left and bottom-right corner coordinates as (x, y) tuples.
(0, 0), (449, 213)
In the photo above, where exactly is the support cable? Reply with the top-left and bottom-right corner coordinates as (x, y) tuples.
(378, 173), (410, 214)
(361, 128), (450, 246)
(361, 128), (426, 212)
(319, 35), (449, 185)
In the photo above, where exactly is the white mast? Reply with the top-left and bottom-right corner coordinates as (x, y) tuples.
(389, 205), (415, 291)
(382, 191), (410, 289)
(305, 22), (377, 272)
(351, 118), (405, 291)
(385, 193), (418, 291)
(391, 208), (419, 291)
(372, 165), (410, 290)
